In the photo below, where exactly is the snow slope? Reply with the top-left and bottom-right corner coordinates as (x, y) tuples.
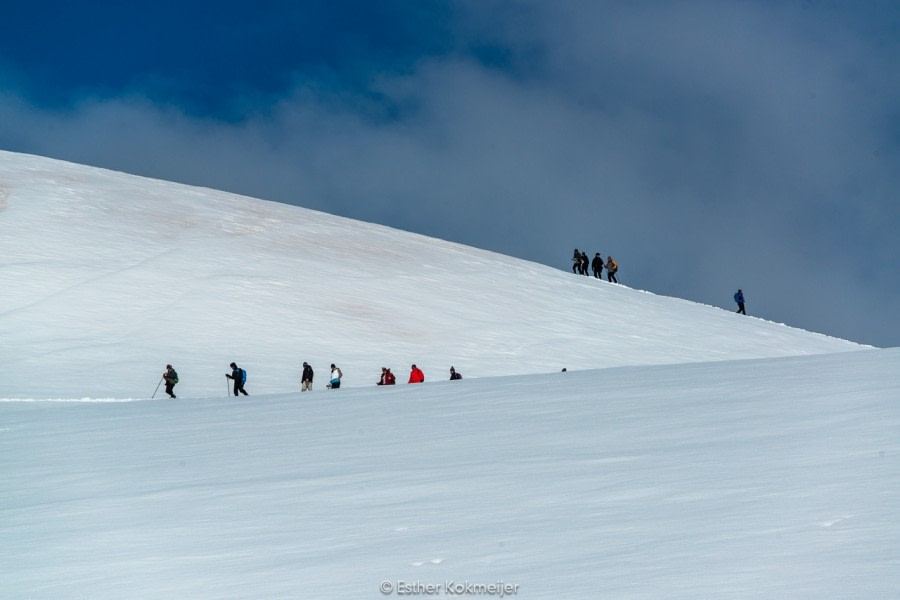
(0, 151), (866, 399)
(1, 151), (896, 598)
(2, 349), (898, 599)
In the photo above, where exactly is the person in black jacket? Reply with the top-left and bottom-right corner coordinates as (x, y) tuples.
(301, 362), (314, 391)
(226, 362), (249, 396)
(591, 253), (604, 279)
(572, 249), (581, 273)
(449, 366), (462, 380)
(163, 364), (178, 398)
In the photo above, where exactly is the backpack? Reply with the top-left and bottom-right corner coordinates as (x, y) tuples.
(240, 368), (247, 384)
(171, 370), (179, 384)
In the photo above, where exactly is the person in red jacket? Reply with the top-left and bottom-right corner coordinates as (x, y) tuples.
(408, 364), (425, 383)
(377, 367), (397, 385)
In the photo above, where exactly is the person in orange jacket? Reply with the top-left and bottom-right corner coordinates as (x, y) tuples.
(408, 364), (425, 383)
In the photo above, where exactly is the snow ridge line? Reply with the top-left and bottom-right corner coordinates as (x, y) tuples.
(0, 397), (149, 403)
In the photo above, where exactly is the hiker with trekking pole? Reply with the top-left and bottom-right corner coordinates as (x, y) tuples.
(226, 362), (248, 396)
(153, 364), (178, 398)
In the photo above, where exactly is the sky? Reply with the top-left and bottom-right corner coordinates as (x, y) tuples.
(1, 0), (898, 347)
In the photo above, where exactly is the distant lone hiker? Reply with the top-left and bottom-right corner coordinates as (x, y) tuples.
(301, 362), (314, 392)
(734, 289), (746, 315)
(408, 364), (425, 384)
(226, 362), (248, 396)
(163, 364), (178, 398)
(449, 366), (462, 380)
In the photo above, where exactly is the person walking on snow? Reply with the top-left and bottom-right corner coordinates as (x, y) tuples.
(591, 253), (604, 279)
(301, 362), (314, 391)
(572, 249), (581, 274)
(605, 256), (618, 283)
(163, 364), (178, 398)
(226, 362), (248, 396)
(449, 366), (462, 380)
(377, 367), (398, 385)
(327, 364), (343, 389)
(408, 364), (425, 384)
(580, 251), (590, 275)
(734, 289), (746, 315)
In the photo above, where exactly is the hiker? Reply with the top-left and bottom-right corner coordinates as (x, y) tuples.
(572, 249), (581, 274)
(605, 256), (618, 283)
(327, 364), (342, 389)
(163, 364), (178, 398)
(449, 366), (462, 380)
(301, 362), (314, 391)
(408, 364), (425, 384)
(580, 251), (590, 275)
(734, 289), (746, 315)
(591, 253), (604, 279)
(226, 362), (248, 396)
(377, 367), (398, 385)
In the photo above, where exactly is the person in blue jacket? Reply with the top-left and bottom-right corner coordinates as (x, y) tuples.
(734, 289), (746, 315)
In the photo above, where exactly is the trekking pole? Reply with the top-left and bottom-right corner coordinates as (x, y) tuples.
(151, 376), (164, 399)
(226, 375), (230, 398)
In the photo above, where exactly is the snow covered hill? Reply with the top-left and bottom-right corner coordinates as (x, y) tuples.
(0, 151), (866, 399)
(2, 349), (898, 599)
(1, 151), (897, 599)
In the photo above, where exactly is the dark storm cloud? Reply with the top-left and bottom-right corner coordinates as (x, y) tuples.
(0, 0), (454, 116)
(1, 1), (898, 346)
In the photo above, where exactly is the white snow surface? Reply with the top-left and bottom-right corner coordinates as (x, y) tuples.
(1, 151), (898, 598)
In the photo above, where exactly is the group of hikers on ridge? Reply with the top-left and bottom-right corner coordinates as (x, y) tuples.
(570, 250), (748, 317)
(572, 249), (618, 283)
(159, 362), (462, 398)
